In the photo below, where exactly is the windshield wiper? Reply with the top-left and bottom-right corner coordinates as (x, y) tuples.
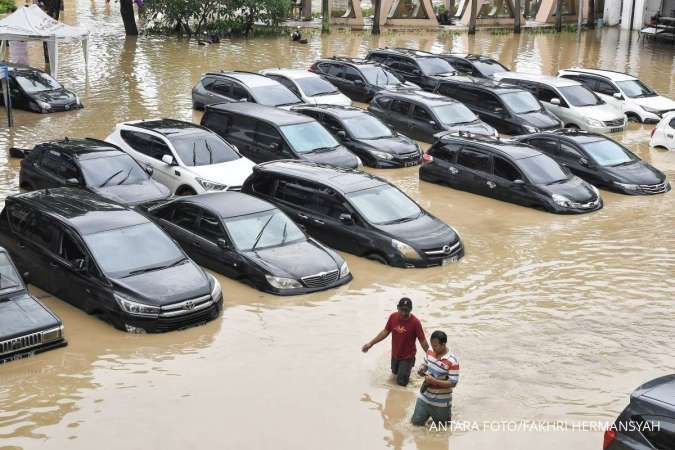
(251, 215), (275, 251)
(116, 167), (133, 185)
(192, 141), (197, 166)
(280, 222), (288, 246)
(610, 160), (635, 167)
(124, 265), (170, 277)
(307, 146), (338, 154)
(99, 169), (123, 188)
(167, 257), (188, 268)
(204, 140), (214, 164)
(546, 178), (568, 185)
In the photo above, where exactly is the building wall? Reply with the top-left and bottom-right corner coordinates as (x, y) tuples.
(620, 0), (661, 29)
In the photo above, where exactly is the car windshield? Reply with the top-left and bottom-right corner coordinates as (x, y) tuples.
(84, 223), (184, 278)
(360, 66), (403, 87)
(500, 91), (542, 114)
(347, 185), (421, 225)
(343, 115), (393, 139)
(224, 209), (305, 251)
(470, 58), (509, 76)
(280, 122), (340, 154)
(580, 139), (638, 167)
(616, 79), (657, 98)
(80, 154), (148, 188)
(432, 103), (477, 125)
(295, 76), (338, 97)
(15, 71), (62, 93)
(0, 253), (23, 293)
(559, 85), (603, 107)
(168, 132), (241, 166)
(252, 84), (302, 107)
(417, 57), (455, 76)
(515, 154), (569, 185)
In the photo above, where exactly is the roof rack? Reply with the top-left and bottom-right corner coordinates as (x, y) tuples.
(385, 47), (436, 57)
(440, 130), (500, 142)
(330, 56), (369, 64)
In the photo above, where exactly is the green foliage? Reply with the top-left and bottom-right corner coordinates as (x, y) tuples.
(0, 0), (17, 14)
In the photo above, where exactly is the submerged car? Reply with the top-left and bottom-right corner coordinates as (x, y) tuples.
(0, 247), (67, 364)
(366, 48), (459, 92)
(17, 138), (171, 206)
(604, 374), (675, 450)
(0, 64), (82, 113)
(243, 160), (464, 268)
(650, 112), (675, 151)
(518, 130), (670, 195)
(0, 189), (223, 333)
(259, 69), (351, 106)
(420, 132), (603, 214)
(105, 119), (255, 195)
(143, 192), (352, 295)
(434, 53), (510, 79)
(292, 104), (422, 168)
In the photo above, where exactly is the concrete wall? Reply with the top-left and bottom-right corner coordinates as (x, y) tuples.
(619, 0), (661, 30)
(603, 0), (621, 26)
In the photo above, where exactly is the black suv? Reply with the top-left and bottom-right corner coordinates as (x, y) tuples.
(366, 48), (458, 92)
(368, 91), (497, 142)
(16, 138), (170, 206)
(434, 54), (510, 79)
(191, 71), (303, 110)
(419, 132), (603, 214)
(308, 57), (419, 103)
(0, 247), (67, 364)
(242, 161), (464, 268)
(604, 374), (675, 450)
(0, 189), (223, 333)
(517, 130), (670, 195)
(201, 102), (360, 169)
(291, 104), (422, 168)
(434, 78), (562, 135)
(0, 64), (82, 113)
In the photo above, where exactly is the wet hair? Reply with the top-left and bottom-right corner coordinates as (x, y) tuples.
(430, 330), (447, 344)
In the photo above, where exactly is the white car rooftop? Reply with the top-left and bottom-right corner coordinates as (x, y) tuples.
(261, 68), (321, 80)
(216, 71), (279, 87)
(495, 72), (580, 87)
(559, 68), (636, 82)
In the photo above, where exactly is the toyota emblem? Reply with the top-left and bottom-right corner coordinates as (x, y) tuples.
(183, 300), (195, 310)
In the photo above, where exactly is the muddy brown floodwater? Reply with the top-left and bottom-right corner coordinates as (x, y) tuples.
(0, 2), (674, 449)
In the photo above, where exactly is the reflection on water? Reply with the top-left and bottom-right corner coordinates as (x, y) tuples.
(0, 1), (674, 449)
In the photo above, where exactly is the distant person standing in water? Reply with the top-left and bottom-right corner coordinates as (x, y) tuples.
(291, 26), (302, 42)
(362, 298), (429, 386)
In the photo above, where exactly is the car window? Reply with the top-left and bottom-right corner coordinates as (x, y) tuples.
(439, 85), (479, 105)
(231, 83), (251, 101)
(314, 194), (351, 220)
(560, 142), (583, 158)
(450, 59), (473, 74)
(294, 76), (338, 96)
(390, 100), (411, 115)
(559, 85), (603, 107)
(59, 232), (86, 264)
(224, 209), (305, 251)
(390, 60), (418, 74)
(493, 156), (522, 181)
(39, 150), (80, 180)
(416, 57), (454, 76)
(412, 105), (432, 122)
(209, 80), (232, 97)
(24, 212), (60, 253)
(434, 103), (478, 125)
(360, 66), (403, 87)
(197, 211), (225, 242)
(6, 202), (33, 235)
(342, 115), (393, 139)
(515, 154), (568, 184)
(470, 58), (509, 77)
(121, 130), (159, 159)
(578, 139), (638, 166)
(248, 174), (277, 196)
(172, 204), (201, 230)
(346, 184), (421, 225)
(429, 143), (460, 162)
(457, 147), (491, 173)
(616, 79), (657, 98)
(321, 63), (341, 76)
(669, 118), (675, 128)
(527, 138), (559, 154)
(279, 122), (339, 154)
(594, 79), (618, 96)
(221, 113), (255, 143)
(499, 91), (542, 114)
(250, 84), (301, 107)
(537, 86), (562, 104)
(341, 66), (363, 82)
(255, 121), (283, 148)
(14, 71), (62, 93)
(374, 96), (393, 110)
(323, 115), (345, 134)
(0, 252), (23, 293)
(275, 179), (322, 209)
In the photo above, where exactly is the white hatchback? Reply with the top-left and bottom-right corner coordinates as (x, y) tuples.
(650, 112), (675, 151)
(105, 119), (255, 195)
(259, 69), (352, 106)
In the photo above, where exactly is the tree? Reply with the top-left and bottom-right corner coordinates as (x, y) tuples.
(322, 0), (330, 33)
(121, 0), (139, 36)
(468, 0), (477, 34)
(372, 0), (381, 34)
(513, 0), (521, 33)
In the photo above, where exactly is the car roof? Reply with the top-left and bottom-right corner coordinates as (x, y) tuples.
(170, 192), (275, 219)
(499, 72), (580, 87)
(37, 138), (125, 160)
(632, 374), (675, 409)
(123, 118), (209, 136)
(292, 104), (368, 119)
(439, 132), (542, 160)
(317, 57), (378, 68)
(261, 69), (319, 80)
(539, 129), (607, 144)
(369, 48), (440, 59)
(375, 90), (457, 105)
(205, 102), (313, 126)
(254, 160), (387, 194)
(561, 67), (635, 81)
(10, 188), (149, 236)
(439, 77), (523, 93)
(204, 71), (279, 87)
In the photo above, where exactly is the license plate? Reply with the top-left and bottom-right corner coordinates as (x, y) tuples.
(610, 127), (624, 133)
(0, 351), (35, 364)
(403, 161), (418, 167)
(442, 256), (459, 266)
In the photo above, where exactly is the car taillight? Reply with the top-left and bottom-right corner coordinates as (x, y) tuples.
(603, 429), (616, 450)
(422, 153), (433, 164)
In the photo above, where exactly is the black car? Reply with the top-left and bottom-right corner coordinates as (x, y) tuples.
(201, 102), (360, 169)
(142, 192), (352, 295)
(434, 53), (510, 79)
(434, 78), (562, 135)
(368, 91), (497, 142)
(366, 48), (459, 92)
(308, 57), (419, 103)
(16, 138), (171, 206)
(291, 104), (422, 168)
(191, 71), (303, 110)
(420, 132), (603, 214)
(0, 64), (82, 113)
(0, 247), (67, 364)
(517, 130), (671, 195)
(0, 189), (223, 333)
(604, 374), (675, 450)
(242, 160), (464, 268)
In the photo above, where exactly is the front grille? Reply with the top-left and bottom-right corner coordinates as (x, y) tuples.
(154, 303), (220, 332)
(604, 118), (624, 127)
(302, 269), (339, 288)
(638, 182), (669, 194)
(0, 332), (43, 357)
(423, 241), (462, 258)
(160, 294), (213, 318)
(570, 197), (600, 209)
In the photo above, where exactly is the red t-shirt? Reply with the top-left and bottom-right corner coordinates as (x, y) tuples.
(385, 312), (425, 360)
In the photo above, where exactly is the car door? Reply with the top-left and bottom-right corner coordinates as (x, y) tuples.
(337, 65), (367, 102)
(19, 210), (61, 294)
(120, 130), (176, 189)
(491, 155), (536, 206)
(386, 99), (414, 135)
(409, 104), (437, 141)
(255, 121), (293, 162)
(424, 142), (461, 184)
(192, 209), (242, 278)
(31, 148), (81, 189)
(537, 85), (572, 125)
(4, 203), (51, 286)
(305, 189), (365, 255)
(455, 146), (493, 197)
(207, 79), (236, 103)
(319, 63), (347, 93)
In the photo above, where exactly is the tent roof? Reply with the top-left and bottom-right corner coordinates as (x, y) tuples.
(0, 5), (88, 41)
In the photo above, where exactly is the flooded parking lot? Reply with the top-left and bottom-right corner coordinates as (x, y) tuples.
(0, 1), (674, 449)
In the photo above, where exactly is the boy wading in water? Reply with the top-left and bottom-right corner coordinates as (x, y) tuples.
(411, 330), (459, 427)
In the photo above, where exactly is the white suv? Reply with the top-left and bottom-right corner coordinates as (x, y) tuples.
(558, 68), (675, 123)
(106, 119), (255, 195)
(259, 69), (352, 106)
(650, 112), (675, 151)
(494, 72), (626, 134)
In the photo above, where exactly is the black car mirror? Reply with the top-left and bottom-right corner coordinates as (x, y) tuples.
(339, 213), (354, 225)
(494, 107), (506, 116)
(579, 157), (590, 167)
(217, 238), (232, 250)
(145, 165), (154, 176)
(354, 79), (364, 85)
(66, 178), (79, 187)
(73, 258), (87, 272)
(337, 130), (347, 140)
(513, 179), (526, 186)
(412, 69), (422, 76)
(269, 142), (280, 152)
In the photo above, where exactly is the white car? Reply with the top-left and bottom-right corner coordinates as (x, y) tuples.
(558, 68), (675, 124)
(650, 112), (675, 151)
(494, 72), (626, 134)
(105, 119), (255, 195)
(259, 69), (352, 106)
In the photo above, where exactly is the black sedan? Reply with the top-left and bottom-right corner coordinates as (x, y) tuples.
(143, 192), (353, 295)
(0, 247), (67, 364)
(1, 64), (82, 113)
(517, 130), (670, 195)
(420, 132), (603, 214)
(291, 105), (422, 168)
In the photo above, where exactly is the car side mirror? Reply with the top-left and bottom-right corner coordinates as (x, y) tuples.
(513, 179), (526, 187)
(579, 157), (590, 167)
(339, 213), (354, 225)
(161, 154), (176, 165)
(217, 238), (232, 250)
(336, 130), (347, 140)
(238, 98), (248, 102)
(550, 98), (561, 106)
(613, 92), (623, 100)
(65, 178), (79, 187)
(412, 69), (422, 76)
(495, 107), (506, 116)
(73, 258), (87, 272)
(429, 120), (439, 129)
(145, 165), (154, 176)
(269, 142), (280, 152)
(354, 79), (364, 85)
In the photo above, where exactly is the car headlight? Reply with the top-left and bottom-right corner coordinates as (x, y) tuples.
(37, 100), (51, 111)
(42, 325), (64, 342)
(208, 273), (222, 299)
(552, 194), (572, 207)
(371, 150), (393, 160)
(114, 293), (160, 317)
(524, 125), (538, 133)
(265, 275), (302, 290)
(196, 178), (228, 191)
(339, 261), (350, 278)
(613, 181), (640, 191)
(585, 117), (603, 127)
(391, 239), (422, 260)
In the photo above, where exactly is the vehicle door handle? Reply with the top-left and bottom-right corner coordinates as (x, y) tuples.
(667, 134), (674, 138)
(298, 213), (309, 220)
(49, 261), (59, 269)
(18, 241), (26, 249)
(313, 219), (325, 225)
(191, 240), (202, 248)
(448, 166), (459, 175)
(486, 181), (496, 189)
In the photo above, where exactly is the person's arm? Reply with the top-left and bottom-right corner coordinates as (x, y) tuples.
(417, 363), (428, 377)
(416, 321), (429, 353)
(362, 328), (390, 353)
(424, 359), (459, 387)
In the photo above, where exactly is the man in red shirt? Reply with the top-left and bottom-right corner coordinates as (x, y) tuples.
(362, 298), (429, 386)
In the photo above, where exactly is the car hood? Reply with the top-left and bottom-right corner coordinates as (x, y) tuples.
(632, 95), (675, 112)
(576, 103), (623, 121)
(0, 293), (60, 340)
(538, 176), (597, 203)
(375, 212), (458, 249)
(91, 179), (171, 206)
(357, 135), (419, 155)
(185, 157), (255, 187)
(308, 93), (351, 106)
(243, 239), (340, 279)
(519, 110), (561, 129)
(602, 160), (666, 185)
(443, 120), (496, 137)
(31, 88), (77, 105)
(111, 261), (210, 306)
(299, 145), (360, 169)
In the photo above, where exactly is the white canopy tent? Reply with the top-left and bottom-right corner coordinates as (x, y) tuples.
(0, 5), (89, 78)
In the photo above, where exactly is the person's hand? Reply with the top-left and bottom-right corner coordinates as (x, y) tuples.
(417, 367), (426, 377)
(424, 374), (435, 385)
(361, 343), (371, 353)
